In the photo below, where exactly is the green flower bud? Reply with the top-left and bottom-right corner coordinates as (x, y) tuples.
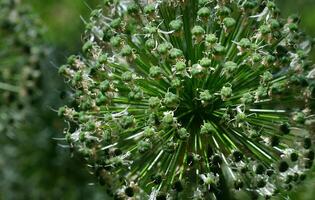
(223, 61), (238, 74)
(144, 4), (155, 15)
(138, 140), (152, 153)
(213, 43), (226, 55)
(191, 64), (204, 77)
(199, 57), (212, 68)
(221, 86), (232, 100)
(110, 18), (122, 29)
(121, 71), (133, 82)
(148, 97), (160, 108)
(157, 42), (172, 54)
(241, 93), (253, 104)
(200, 122), (215, 135)
(149, 66), (163, 78)
(164, 92), (178, 108)
(110, 36), (122, 47)
(174, 61), (186, 72)
(199, 90), (213, 102)
(99, 54), (108, 64)
(163, 112), (174, 125)
(120, 45), (133, 57)
(238, 38), (252, 49)
(177, 128), (190, 140)
(259, 24), (271, 35)
(120, 115), (134, 129)
(127, 3), (139, 14)
(218, 6), (231, 17)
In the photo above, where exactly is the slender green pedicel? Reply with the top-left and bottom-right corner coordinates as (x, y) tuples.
(0, 0), (43, 132)
(60, 0), (315, 199)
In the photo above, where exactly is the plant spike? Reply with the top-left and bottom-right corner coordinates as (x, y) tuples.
(60, 0), (315, 199)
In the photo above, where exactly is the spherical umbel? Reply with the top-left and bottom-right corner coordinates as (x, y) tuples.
(60, 0), (315, 199)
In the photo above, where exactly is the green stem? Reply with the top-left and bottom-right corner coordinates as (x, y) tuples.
(0, 82), (19, 93)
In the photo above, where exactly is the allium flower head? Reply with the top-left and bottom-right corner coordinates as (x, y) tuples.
(60, 0), (315, 199)
(0, 0), (43, 132)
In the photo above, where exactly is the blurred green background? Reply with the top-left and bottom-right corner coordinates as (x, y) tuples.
(1, 0), (314, 199)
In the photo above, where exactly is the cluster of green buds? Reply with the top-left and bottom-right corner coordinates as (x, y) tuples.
(60, 0), (315, 199)
(0, 0), (44, 133)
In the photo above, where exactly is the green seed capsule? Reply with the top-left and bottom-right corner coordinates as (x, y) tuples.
(191, 64), (204, 77)
(239, 38), (252, 49)
(121, 71), (133, 82)
(148, 97), (160, 108)
(120, 115), (134, 129)
(192, 25), (205, 36)
(259, 24), (271, 35)
(149, 66), (163, 78)
(145, 38), (156, 49)
(221, 86), (232, 100)
(178, 128), (190, 140)
(164, 92), (178, 107)
(205, 34), (217, 44)
(120, 45), (133, 57)
(200, 122), (215, 135)
(169, 48), (183, 59)
(144, 4), (155, 15)
(200, 90), (213, 102)
(170, 19), (183, 31)
(199, 57), (212, 67)
(127, 3), (139, 14)
(213, 43), (226, 55)
(223, 17), (236, 28)
(110, 18), (122, 29)
(138, 140), (152, 153)
(110, 36), (122, 47)
(174, 61), (186, 72)
(198, 7), (211, 18)
(218, 6), (231, 17)
(223, 61), (238, 73)
(157, 42), (172, 54)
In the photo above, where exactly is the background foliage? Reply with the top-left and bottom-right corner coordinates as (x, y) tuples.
(0, 0), (314, 199)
